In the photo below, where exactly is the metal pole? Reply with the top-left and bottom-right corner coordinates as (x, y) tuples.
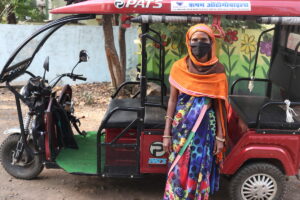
(140, 24), (149, 106)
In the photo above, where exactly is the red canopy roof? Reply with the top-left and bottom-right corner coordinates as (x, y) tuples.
(51, 0), (300, 17)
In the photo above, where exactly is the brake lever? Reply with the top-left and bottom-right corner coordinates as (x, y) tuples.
(76, 116), (85, 126)
(71, 116), (87, 137)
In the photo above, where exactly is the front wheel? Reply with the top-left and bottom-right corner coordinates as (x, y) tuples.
(229, 162), (287, 200)
(0, 134), (43, 180)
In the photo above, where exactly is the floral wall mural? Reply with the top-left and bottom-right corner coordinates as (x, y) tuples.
(222, 29), (239, 84)
(218, 27), (273, 87)
(135, 24), (274, 92)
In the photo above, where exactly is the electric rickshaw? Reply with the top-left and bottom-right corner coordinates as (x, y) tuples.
(1, 1), (300, 200)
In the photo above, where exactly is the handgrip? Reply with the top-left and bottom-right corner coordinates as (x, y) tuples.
(69, 74), (87, 81)
(75, 76), (87, 81)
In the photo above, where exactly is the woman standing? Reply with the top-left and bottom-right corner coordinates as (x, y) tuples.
(163, 24), (228, 200)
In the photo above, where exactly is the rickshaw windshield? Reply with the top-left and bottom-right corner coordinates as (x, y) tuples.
(9, 27), (58, 68)
(0, 24), (64, 83)
(0, 14), (95, 83)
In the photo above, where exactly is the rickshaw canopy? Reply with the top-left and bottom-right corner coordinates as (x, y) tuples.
(51, 0), (300, 16)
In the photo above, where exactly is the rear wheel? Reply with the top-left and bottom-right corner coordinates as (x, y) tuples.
(229, 162), (287, 200)
(0, 134), (43, 180)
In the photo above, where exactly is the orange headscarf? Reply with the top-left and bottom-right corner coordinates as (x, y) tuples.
(186, 24), (219, 67)
(170, 24), (228, 101)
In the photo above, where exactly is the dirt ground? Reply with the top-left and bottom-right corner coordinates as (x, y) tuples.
(0, 84), (300, 200)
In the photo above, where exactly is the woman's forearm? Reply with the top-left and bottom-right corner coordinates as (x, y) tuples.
(215, 102), (224, 138)
(164, 98), (177, 135)
(164, 85), (179, 136)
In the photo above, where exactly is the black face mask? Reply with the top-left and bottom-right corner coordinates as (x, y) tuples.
(190, 42), (211, 59)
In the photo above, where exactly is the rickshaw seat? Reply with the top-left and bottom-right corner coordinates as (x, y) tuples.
(229, 44), (300, 130)
(229, 95), (300, 129)
(102, 96), (167, 129)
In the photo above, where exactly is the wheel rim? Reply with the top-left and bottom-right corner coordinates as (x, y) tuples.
(241, 173), (277, 200)
(9, 140), (35, 167)
(11, 149), (34, 167)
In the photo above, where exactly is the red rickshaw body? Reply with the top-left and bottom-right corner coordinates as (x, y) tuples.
(50, 0), (300, 178)
(223, 107), (300, 176)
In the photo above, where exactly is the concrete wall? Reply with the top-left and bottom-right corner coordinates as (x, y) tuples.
(0, 24), (139, 85)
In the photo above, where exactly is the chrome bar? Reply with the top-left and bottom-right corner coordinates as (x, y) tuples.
(131, 15), (208, 24)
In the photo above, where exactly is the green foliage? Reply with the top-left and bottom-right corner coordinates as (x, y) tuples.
(263, 33), (273, 42)
(148, 23), (189, 59)
(145, 23), (190, 81)
(0, 0), (45, 23)
(260, 56), (270, 78)
(15, 0), (45, 21)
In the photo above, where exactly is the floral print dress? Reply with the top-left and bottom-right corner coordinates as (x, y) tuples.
(163, 94), (220, 200)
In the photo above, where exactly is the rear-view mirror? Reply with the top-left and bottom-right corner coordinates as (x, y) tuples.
(43, 56), (49, 72)
(79, 50), (88, 63)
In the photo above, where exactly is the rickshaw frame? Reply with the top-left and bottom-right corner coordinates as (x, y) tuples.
(97, 22), (170, 177)
(1, 0), (300, 178)
(1, 1), (300, 199)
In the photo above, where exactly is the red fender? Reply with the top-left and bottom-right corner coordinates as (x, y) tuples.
(222, 145), (297, 176)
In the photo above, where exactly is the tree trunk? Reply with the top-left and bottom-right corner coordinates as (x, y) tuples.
(119, 24), (126, 80)
(102, 14), (124, 89)
(7, 12), (16, 24)
(7, 5), (16, 24)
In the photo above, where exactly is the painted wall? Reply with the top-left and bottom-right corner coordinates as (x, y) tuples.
(146, 25), (273, 94)
(0, 24), (139, 85)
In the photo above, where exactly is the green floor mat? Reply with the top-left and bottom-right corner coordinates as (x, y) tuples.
(56, 131), (102, 174)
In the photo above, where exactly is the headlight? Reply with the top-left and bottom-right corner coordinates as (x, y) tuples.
(20, 77), (42, 98)
(64, 101), (74, 113)
(20, 85), (28, 96)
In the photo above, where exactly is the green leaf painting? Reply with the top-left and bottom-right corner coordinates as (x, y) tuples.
(262, 56), (270, 66)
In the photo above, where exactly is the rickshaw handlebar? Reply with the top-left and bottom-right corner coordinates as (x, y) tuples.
(51, 73), (87, 88)
(71, 74), (87, 81)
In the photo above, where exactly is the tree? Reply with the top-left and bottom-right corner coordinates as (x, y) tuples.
(0, 0), (45, 24)
(65, 0), (128, 89)
(0, 0), (15, 24)
(102, 14), (127, 89)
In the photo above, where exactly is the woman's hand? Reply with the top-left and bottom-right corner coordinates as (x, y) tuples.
(213, 140), (224, 155)
(163, 137), (172, 154)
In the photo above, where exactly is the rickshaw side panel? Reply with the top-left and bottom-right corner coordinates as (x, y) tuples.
(105, 128), (137, 166)
(222, 130), (300, 176)
(140, 131), (168, 174)
(227, 105), (247, 145)
(104, 128), (168, 174)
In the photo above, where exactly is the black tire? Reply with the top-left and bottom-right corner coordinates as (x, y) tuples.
(229, 162), (287, 200)
(0, 134), (43, 180)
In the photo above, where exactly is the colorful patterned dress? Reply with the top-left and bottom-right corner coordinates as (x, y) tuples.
(163, 93), (220, 200)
